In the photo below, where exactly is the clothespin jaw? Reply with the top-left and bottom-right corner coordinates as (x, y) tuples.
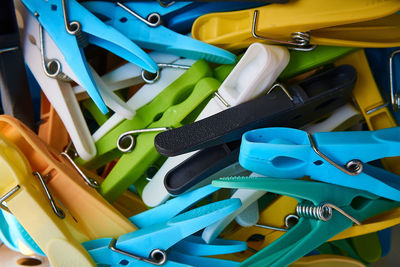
(0, 129), (95, 267)
(239, 126), (400, 201)
(212, 177), (399, 266)
(21, 0), (159, 114)
(83, 1), (236, 64)
(191, 0), (400, 50)
(155, 64), (357, 157)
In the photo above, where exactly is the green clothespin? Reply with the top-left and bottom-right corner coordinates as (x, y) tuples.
(279, 46), (357, 80)
(212, 177), (399, 267)
(82, 98), (111, 126)
(101, 77), (221, 202)
(76, 60), (213, 169)
(349, 232), (382, 263)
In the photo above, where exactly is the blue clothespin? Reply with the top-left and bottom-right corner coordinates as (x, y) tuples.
(239, 127), (400, 201)
(166, 2), (267, 33)
(82, 1), (236, 64)
(129, 185), (247, 256)
(21, 0), (158, 114)
(83, 198), (242, 266)
(212, 176), (399, 266)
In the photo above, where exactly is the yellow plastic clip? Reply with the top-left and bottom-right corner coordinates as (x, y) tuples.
(0, 131), (94, 266)
(192, 0), (400, 50)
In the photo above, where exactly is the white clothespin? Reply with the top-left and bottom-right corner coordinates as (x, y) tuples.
(142, 43), (290, 207)
(92, 58), (195, 141)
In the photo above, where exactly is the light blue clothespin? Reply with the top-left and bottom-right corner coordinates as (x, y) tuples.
(82, 1), (236, 64)
(21, 0), (158, 114)
(0, 209), (44, 256)
(83, 198), (242, 266)
(239, 127), (400, 201)
(129, 185), (247, 256)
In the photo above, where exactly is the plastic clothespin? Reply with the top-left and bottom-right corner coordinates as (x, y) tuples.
(335, 50), (400, 176)
(191, 0), (400, 50)
(291, 255), (366, 267)
(239, 126), (400, 201)
(21, 0), (159, 114)
(83, 198), (242, 266)
(83, 1), (236, 65)
(155, 64), (357, 157)
(212, 177), (399, 266)
(101, 76), (221, 203)
(166, 2), (269, 33)
(0, 115), (137, 241)
(0, 0), (36, 131)
(142, 43), (289, 207)
(38, 92), (70, 153)
(279, 46), (358, 81)
(77, 60), (212, 171)
(91, 57), (195, 142)
(0, 130), (95, 266)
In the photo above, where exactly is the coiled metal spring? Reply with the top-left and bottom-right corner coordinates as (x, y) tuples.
(291, 31), (311, 47)
(296, 202), (361, 225)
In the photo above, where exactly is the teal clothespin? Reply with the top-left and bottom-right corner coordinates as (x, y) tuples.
(212, 177), (399, 266)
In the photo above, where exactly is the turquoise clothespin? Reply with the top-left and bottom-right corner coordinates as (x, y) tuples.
(21, 0), (158, 114)
(239, 127), (400, 201)
(82, 1), (236, 64)
(212, 176), (399, 266)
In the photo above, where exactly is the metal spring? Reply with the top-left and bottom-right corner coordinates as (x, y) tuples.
(296, 202), (361, 225)
(74, 30), (89, 48)
(296, 203), (332, 221)
(291, 32), (311, 47)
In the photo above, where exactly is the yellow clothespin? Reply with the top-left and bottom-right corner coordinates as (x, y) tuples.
(192, 0), (400, 50)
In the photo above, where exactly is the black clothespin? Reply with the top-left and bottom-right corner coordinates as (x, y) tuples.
(0, 0), (36, 131)
(161, 65), (357, 195)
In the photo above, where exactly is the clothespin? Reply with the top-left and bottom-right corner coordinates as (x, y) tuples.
(291, 255), (366, 267)
(239, 126), (400, 201)
(143, 43), (289, 207)
(83, 197), (242, 266)
(91, 57), (195, 142)
(0, 0), (36, 131)
(279, 46), (357, 81)
(101, 76), (221, 203)
(191, 0), (400, 50)
(0, 129), (95, 266)
(212, 177), (399, 266)
(335, 50), (400, 175)
(82, 1), (236, 64)
(0, 115), (137, 241)
(165, 2), (269, 33)
(21, 0), (159, 114)
(77, 59), (212, 171)
(155, 64), (356, 157)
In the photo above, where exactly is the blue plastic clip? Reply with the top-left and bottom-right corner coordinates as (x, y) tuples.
(21, 0), (158, 114)
(83, 197), (242, 266)
(82, 1), (236, 64)
(239, 127), (400, 201)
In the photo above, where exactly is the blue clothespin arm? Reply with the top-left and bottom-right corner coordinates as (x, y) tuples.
(129, 184), (219, 227)
(82, 1), (236, 64)
(378, 228), (392, 257)
(239, 127), (400, 201)
(212, 177), (399, 266)
(172, 235), (246, 256)
(167, 2), (267, 33)
(168, 251), (240, 267)
(0, 209), (44, 256)
(21, 0), (158, 114)
(83, 199), (241, 266)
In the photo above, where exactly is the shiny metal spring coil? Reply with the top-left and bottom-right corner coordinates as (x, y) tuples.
(291, 31), (311, 47)
(296, 202), (332, 221)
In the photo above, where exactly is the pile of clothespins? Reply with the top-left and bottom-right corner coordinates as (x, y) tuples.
(1, 0), (400, 266)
